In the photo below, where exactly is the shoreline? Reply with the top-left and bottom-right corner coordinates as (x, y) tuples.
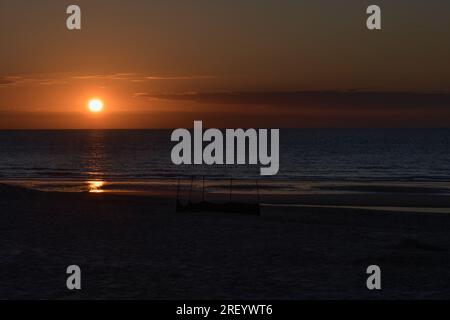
(2, 179), (450, 214)
(2, 177), (450, 194)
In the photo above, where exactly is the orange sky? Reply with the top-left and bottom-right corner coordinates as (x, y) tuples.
(1, 0), (450, 128)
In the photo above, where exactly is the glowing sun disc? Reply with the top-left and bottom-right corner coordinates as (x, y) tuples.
(88, 99), (104, 112)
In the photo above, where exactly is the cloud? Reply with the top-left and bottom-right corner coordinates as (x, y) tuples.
(1, 72), (218, 88)
(136, 91), (450, 110)
(0, 80), (14, 86)
(71, 73), (136, 80)
(71, 73), (216, 81)
(144, 75), (216, 80)
(0, 76), (22, 87)
(0, 75), (68, 86)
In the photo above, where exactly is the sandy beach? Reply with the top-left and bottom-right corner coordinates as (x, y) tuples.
(1, 182), (450, 299)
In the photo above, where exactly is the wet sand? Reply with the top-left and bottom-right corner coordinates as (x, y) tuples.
(1, 183), (450, 299)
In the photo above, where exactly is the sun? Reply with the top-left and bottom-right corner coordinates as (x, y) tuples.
(88, 99), (104, 112)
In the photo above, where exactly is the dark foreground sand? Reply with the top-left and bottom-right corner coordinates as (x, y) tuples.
(1, 183), (450, 299)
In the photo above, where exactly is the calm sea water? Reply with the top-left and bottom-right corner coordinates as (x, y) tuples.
(0, 129), (450, 183)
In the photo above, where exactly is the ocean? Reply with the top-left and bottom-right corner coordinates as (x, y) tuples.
(1, 129), (450, 192)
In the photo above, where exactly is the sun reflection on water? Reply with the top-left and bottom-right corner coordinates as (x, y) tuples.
(88, 180), (105, 193)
